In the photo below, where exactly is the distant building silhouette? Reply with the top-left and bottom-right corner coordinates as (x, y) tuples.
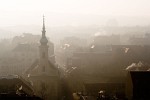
(129, 33), (150, 45)
(93, 34), (120, 45)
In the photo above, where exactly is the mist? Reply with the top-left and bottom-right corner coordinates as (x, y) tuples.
(0, 0), (150, 100)
(0, 0), (150, 27)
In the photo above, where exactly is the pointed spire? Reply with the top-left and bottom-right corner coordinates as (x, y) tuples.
(40, 15), (48, 45)
(42, 15), (46, 37)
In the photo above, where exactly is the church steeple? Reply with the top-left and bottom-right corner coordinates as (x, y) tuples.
(40, 15), (48, 45)
(42, 15), (46, 37)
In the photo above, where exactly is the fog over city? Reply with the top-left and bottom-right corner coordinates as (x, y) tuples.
(0, 0), (150, 100)
(0, 0), (150, 39)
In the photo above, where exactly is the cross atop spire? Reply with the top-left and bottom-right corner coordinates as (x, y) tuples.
(42, 15), (46, 37)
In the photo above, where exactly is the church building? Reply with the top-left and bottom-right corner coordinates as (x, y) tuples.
(25, 16), (60, 100)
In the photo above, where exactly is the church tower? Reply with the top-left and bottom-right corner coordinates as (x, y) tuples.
(39, 16), (49, 73)
(25, 16), (60, 100)
(39, 15), (55, 65)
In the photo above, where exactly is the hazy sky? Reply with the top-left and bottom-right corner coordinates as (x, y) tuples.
(0, 0), (150, 26)
(1, 0), (150, 15)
